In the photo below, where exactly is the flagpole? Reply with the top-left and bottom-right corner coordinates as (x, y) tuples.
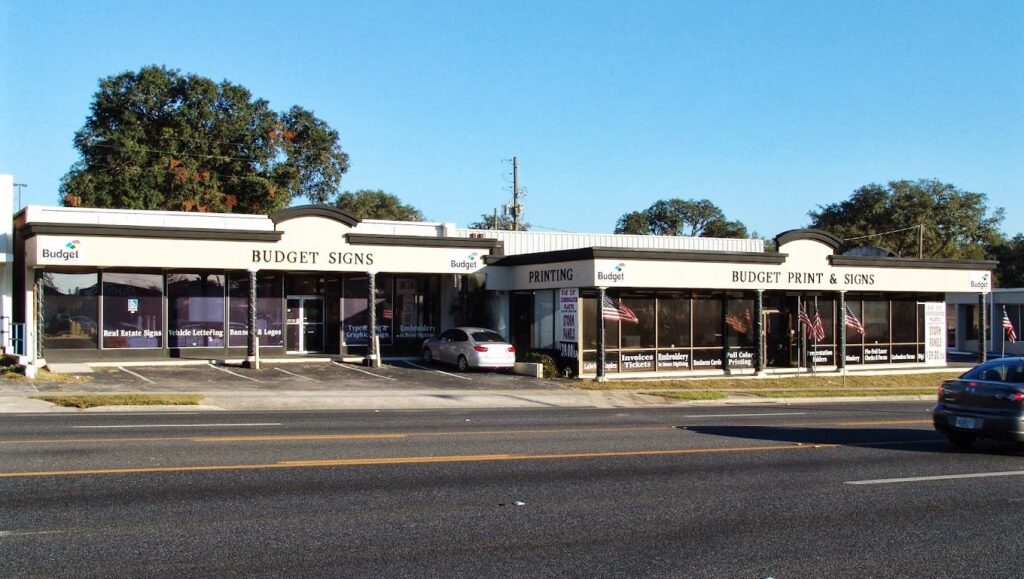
(1003, 306), (1007, 358)
(797, 295), (803, 372)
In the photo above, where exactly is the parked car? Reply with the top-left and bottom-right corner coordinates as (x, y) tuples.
(422, 327), (516, 372)
(933, 357), (1024, 449)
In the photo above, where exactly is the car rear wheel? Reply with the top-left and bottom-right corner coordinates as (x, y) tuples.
(456, 355), (469, 372)
(423, 348), (433, 364)
(947, 432), (978, 449)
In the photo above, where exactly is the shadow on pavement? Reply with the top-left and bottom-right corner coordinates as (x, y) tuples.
(681, 424), (1024, 455)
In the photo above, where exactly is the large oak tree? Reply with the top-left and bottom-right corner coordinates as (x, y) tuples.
(808, 179), (1004, 259)
(60, 65), (349, 213)
(614, 198), (749, 238)
(334, 189), (424, 221)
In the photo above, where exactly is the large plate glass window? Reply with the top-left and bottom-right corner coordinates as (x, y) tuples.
(228, 272), (283, 347)
(102, 272), (163, 349)
(168, 273), (225, 348)
(42, 272), (99, 350)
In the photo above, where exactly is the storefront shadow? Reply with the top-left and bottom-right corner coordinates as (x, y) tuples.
(678, 424), (1019, 454)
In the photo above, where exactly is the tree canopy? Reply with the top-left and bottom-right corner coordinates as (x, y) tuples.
(60, 65), (349, 214)
(990, 234), (1024, 287)
(468, 213), (529, 231)
(808, 179), (1004, 260)
(334, 189), (424, 221)
(614, 198), (749, 238)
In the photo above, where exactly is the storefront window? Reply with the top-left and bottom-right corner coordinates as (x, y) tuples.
(620, 296), (655, 349)
(725, 297), (754, 347)
(532, 290), (556, 350)
(342, 275), (393, 345)
(657, 294), (691, 349)
(102, 272), (163, 349)
(42, 272), (99, 350)
(891, 300), (918, 343)
(228, 272), (283, 347)
(394, 276), (439, 341)
(692, 297), (723, 348)
(167, 273), (225, 348)
(863, 299), (890, 344)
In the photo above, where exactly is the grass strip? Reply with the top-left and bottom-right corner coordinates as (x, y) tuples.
(642, 390), (728, 401)
(34, 394), (203, 409)
(580, 371), (961, 392)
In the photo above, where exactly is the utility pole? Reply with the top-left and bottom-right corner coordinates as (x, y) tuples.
(13, 183), (27, 210)
(505, 157), (524, 232)
(511, 156), (521, 231)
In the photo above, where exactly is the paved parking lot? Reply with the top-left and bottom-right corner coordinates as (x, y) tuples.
(17, 360), (564, 394)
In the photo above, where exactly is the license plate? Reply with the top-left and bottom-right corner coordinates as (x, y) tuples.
(954, 416), (981, 430)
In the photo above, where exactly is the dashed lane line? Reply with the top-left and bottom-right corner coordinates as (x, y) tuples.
(846, 470), (1024, 486)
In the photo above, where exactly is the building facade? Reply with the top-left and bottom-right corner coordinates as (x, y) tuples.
(0, 177), (997, 378)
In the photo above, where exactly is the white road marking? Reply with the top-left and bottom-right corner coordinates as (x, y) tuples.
(331, 361), (398, 381)
(208, 363), (262, 382)
(72, 423), (281, 429)
(117, 366), (155, 384)
(679, 412), (807, 418)
(274, 367), (321, 382)
(402, 360), (472, 381)
(0, 530), (63, 537)
(846, 470), (1024, 485)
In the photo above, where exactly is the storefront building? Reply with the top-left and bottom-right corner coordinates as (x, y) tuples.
(1, 178), (997, 378)
(486, 230), (995, 377)
(15, 204), (500, 366)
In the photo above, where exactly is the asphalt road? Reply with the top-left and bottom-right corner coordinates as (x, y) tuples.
(2, 402), (1022, 578)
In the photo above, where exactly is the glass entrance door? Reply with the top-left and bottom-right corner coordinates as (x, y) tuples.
(286, 295), (324, 353)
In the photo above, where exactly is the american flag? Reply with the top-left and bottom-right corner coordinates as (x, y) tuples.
(845, 305), (865, 336)
(1003, 306), (1017, 344)
(602, 296), (639, 324)
(811, 310), (826, 342)
(797, 304), (812, 330)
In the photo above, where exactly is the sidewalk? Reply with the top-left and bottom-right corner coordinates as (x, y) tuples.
(0, 387), (934, 413)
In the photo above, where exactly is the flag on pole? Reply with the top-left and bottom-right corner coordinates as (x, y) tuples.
(845, 305), (865, 336)
(798, 304), (812, 331)
(1003, 306), (1017, 344)
(811, 309), (826, 342)
(602, 295), (639, 324)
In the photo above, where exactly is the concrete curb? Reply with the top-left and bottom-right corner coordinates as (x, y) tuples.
(0, 390), (936, 414)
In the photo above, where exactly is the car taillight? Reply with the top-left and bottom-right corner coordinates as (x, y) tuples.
(508, 345), (516, 353)
(1012, 392), (1024, 402)
(473, 345), (488, 352)
(937, 385), (945, 399)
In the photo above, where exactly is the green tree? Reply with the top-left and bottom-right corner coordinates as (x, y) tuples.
(468, 213), (529, 231)
(614, 198), (749, 238)
(334, 189), (424, 221)
(60, 65), (349, 213)
(808, 179), (1004, 259)
(990, 234), (1024, 287)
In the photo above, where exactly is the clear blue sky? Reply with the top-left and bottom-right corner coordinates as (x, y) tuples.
(2, 0), (1021, 238)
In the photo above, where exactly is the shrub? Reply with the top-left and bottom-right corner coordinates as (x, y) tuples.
(524, 351), (559, 378)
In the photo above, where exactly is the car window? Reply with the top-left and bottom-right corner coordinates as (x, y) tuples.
(451, 330), (469, 342)
(439, 330), (459, 341)
(1006, 364), (1024, 384)
(472, 331), (506, 343)
(963, 362), (1008, 382)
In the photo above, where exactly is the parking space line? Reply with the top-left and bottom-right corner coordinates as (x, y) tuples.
(207, 363), (263, 382)
(331, 361), (398, 381)
(274, 367), (321, 382)
(401, 360), (472, 381)
(117, 366), (155, 384)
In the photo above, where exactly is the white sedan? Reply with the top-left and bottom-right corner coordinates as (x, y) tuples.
(422, 327), (516, 372)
